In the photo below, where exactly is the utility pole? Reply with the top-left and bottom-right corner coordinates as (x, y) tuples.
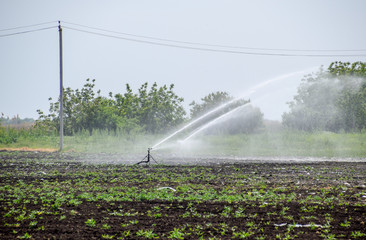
(58, 21), (64, 151)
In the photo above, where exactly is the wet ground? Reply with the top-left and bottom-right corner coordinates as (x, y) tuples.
(0, 150), (365, 239)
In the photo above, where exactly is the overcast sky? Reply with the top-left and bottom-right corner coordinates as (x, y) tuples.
(1, 0), (365, 121)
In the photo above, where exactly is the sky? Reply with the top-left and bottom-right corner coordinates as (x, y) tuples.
(1, 0), (365, 121)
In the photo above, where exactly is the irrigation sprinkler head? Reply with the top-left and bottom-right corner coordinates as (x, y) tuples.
(136, 147), (157, 165)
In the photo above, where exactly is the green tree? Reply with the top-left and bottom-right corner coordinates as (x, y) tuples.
(113, 82), (186, 133)
(330, 62), (366, 131)
(37, 79), (109, 135)
(37, 79), (186, 135)
(189, 91), (234, 119)
(282, 61), (366, 132)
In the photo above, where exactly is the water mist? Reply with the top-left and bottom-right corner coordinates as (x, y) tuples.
(145, 67), (317, 162)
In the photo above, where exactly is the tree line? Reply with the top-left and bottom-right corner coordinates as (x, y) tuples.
(36, 79), (264, 136)
(35, 61), (365, 136)
(37, 80), (186, 135)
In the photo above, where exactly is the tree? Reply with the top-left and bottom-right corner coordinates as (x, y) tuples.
(37, 79), (110, 135)
(113, 82), (186, 133)
(329, 62), (366, 131)
(282, 61), (366, 132)
(37, 79), (186, 135)
(189, 91), (234, 119)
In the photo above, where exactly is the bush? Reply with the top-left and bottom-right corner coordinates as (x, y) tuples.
(0, 126), (18, 144)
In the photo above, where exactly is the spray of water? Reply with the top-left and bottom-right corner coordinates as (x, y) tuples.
(238, 67), (317, 99)
(151, 98), (244, 149)
(151, 67), (317, 150)
(182, 103), (251, 142)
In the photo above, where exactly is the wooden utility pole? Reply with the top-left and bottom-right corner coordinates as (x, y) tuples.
(58, 21), (64, 151)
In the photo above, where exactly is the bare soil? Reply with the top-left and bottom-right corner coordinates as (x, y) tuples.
(0, 147), (57, 152)
(0, 150), (365, 239)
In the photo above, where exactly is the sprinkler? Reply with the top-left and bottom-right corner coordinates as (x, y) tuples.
(137, 147), (157, 165)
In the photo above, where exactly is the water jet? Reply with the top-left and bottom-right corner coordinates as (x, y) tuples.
(144, 68), (317, 158)
(182, 102), (251, 142)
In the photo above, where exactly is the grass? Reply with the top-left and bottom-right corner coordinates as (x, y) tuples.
(1, 126), (366, 157)
(196, 130), (366, 157)
(160, 130), (366, 158)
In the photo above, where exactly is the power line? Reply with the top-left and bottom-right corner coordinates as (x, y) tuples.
(63, 26), (366, 57)
(1, 20), (365, 57)
(0, 21), (56, 32)
(0, 26), (57, 38)
(63, 21), (366, 53)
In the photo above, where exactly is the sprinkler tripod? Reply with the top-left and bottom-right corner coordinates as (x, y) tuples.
(137, 148), (157, 165)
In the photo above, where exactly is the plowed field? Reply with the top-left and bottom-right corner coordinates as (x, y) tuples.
(1, 151), (365, 239)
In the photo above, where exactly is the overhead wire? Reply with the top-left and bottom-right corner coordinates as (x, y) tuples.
(1, 20), (365, 57)
(0, 26), (57, 38)
(0, 21), (56, 32)
(63, 25), (366, 57)
(62, 21), (366, 53)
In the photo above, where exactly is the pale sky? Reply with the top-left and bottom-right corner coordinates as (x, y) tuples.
(1, 0), (365, 121)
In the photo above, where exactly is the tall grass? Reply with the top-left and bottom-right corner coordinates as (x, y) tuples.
(0, 125), (58, 149)
(1, 126), (366, 158)
(0, 126), (160, 153)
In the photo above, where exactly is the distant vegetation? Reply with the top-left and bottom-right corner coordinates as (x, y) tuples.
(0, 115), (45, 145)
(1, 61), (366, 154)
(282, 61), (366, 132)
(36, 80), (186, 135)
(0, 114), (34, 127)
(36, 80), (264, 136)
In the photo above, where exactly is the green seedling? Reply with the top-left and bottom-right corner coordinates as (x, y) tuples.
(85, 218), (96, 227)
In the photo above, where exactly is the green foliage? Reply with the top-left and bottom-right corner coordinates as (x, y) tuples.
(168, 227), (185, 239)
(19, 232), (32, 239)
(37, 79), (186, 135)
(136, 229), (158, 238)
(85, 218), (96, 227)
(1, 151), (366, 239)
(0, 123), (51, 145)
(190, 91), (234, 119)
(332, 62), (366, 131)
(351, 231), (366, 238)
(114, 82), (186, 134)
(0, 125), (17, 144)
(0, 115), (44, 144)
(189, 91), (263, 134)
(282, 61), (366, 132)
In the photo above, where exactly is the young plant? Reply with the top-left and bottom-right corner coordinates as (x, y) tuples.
(101, 223), (111, 230)
(136, 229), (158, 239)
(351, 231), (366, 238)
(169, 228), (185, 239)
(85, 218), (96, 227)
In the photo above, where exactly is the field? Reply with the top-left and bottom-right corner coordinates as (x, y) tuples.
(2, 130), (366, 158)
(1, 151), (366, 239)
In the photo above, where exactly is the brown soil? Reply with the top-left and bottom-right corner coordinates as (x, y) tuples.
(0, 147), (58, 152)
(0, 151), (365, 239)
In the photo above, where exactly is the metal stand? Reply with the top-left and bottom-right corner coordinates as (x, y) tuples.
(137, 148), (157, 165)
